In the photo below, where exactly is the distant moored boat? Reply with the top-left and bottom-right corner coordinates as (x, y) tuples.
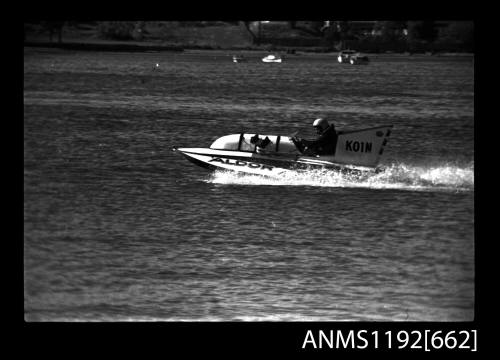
(232, 55), (246, 63)
(337, 50), (369, 65)
(262, 54), (282, 63)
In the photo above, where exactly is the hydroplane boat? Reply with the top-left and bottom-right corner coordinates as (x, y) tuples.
(172, 125), (393, 177)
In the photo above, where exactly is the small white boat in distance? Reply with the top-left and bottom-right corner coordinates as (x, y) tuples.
(262, 54), (282, 63)
(232, 55), (246, 63)
(337, 50), (369, 65)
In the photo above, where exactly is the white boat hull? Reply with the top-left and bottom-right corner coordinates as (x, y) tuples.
(173, 147), (377, 177)
(174, 148), (293, 176)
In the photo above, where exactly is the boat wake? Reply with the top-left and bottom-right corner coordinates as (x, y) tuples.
(206, 162), (474, 192)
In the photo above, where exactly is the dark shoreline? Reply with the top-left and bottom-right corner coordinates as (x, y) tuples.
(24, 41), (185, 53)
(24, 41), (474, 56)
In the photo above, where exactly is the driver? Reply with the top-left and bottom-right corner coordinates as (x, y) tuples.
(292, 118), (338, 156)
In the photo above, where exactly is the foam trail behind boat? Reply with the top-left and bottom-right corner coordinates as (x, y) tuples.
(207, 163), (474, 192)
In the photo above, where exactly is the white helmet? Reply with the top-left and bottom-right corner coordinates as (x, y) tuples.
(312, 118), (329, 130)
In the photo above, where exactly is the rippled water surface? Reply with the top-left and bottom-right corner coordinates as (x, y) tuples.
(24, 48), (474, 321)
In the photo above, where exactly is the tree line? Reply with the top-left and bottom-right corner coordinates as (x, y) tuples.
(26, 21), (474, 53)
(245, 21), (473, 53)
